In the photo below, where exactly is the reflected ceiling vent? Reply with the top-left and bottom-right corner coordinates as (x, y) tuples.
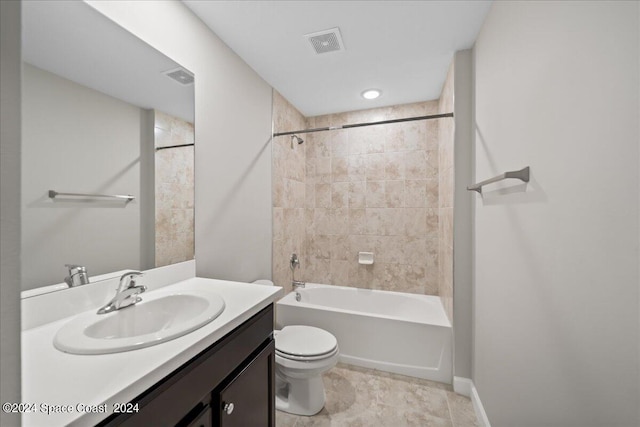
(304, 27), (345, 54)
(163, 67), (194, 85)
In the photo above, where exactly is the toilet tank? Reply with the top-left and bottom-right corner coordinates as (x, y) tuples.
(253, 279), (274, 286)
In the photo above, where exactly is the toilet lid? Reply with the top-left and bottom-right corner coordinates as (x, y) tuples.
(275, 325), (338, 357)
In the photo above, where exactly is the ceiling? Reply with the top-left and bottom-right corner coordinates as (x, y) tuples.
(184, 1), (492, 117)
(23, 1), (194, 123)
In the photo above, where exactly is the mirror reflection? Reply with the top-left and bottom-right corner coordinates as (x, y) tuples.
(21, 1), (195, 294)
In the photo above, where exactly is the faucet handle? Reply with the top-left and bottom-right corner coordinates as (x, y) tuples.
(119, 271), (144, 289)
(64, 264), (89, 287)
(65, 264), (86, 273)
(120, 271), (143, 280)
(290, 254), (300, 270)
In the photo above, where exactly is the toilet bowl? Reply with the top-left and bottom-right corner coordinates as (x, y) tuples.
(252, 279), (339, 416)
(275, 325), (339, 415)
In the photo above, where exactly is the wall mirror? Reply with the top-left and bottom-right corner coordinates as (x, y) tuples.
(21, 1), (195, 295)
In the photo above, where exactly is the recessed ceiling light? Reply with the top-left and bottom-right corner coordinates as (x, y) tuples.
(361, 89), (381, 100)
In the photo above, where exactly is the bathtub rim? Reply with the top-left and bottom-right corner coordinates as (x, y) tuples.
(277, 283), (452, 328)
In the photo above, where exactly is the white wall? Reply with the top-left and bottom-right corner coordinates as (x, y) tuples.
(0, 0), (21, 424)
(21, 64), (144, 290)
(452, 49), (474, 380)
(86, 0), (273, 282)
(473, 2), (639, 426)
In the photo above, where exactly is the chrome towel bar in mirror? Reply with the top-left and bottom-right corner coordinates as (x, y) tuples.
(48, 190), (135, 203)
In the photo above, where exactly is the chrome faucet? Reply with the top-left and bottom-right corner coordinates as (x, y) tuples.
(64, 264), (89, 287)
(290, 254), (300, 271)
(290, 254), (305, 301)
(97, 271), (146, 314)
(292, 280), (305, 302)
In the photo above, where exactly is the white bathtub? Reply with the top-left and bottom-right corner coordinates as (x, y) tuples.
(276, 283), (452, 384)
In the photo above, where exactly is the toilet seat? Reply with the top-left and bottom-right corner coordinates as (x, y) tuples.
(275, 325), (338, 359)
(276, 346), (339, 361)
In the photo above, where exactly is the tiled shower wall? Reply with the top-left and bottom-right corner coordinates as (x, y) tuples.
(154, 110), (195, 267)
(438, 64), (455, 321)
(273, 92), (455, 296)
(272, 91), (307, 293)
(303, 103), (441, 294)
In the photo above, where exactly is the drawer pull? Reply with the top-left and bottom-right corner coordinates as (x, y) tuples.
(223, 402), (234, 415)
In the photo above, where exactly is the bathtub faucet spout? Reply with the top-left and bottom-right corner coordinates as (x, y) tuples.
(292, 280), (305, 302)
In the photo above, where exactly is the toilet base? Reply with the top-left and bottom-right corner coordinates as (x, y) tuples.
(275, 373), (326, 416)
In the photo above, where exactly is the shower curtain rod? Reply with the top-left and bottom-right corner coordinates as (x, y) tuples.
(272, 112), (453, 137)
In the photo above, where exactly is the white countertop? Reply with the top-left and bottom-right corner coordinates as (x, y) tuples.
(21, 277), (282, 427)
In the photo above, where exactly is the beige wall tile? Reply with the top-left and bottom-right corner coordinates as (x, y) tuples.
(426, 208), (439, 237)
(331, 157), (349, 182)
(348, 128), (368, 155)
(348, 155), (367, 181)
(330, 208), (349, 235)
(275, 95), (453, 298)
(305, 182), (315, 208)
(403, 121), (428, 152)
(315, 157), (331, 184)
(437, 64), (454, 321)
(314, 208), (331, 235)
(348, 181), (366, 208)
(348, 208), (367, 235)
(384, 123), (406, 152)
(366, 153), (386, 181)
(404, 208), (428, 237)
(405, 180), (428, 207)
(331, 182), (350, 208)
(315, 183), (331, 208)
(330, 235), (350, 260)
(313, 131), (331, 158)
(330, 130), (349, 157)
(384, 152), (406, 180)
(309, 234), (331, 259)
(385, 180), (405, 208)
(273, 207), (284, 241)
(271, 91), (309, 287)
(365, 181), (386, 208)
(330, 260), (350, 285)
(155, 112), (194, 268)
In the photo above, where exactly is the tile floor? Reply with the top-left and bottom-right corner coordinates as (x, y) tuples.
(276, 364), (479, 427)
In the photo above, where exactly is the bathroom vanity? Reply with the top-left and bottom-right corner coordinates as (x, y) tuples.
(21, 274), (282, 427)
(99, 304), (275, 427)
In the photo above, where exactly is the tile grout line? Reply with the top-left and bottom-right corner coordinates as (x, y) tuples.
(445, 390), (457, 427)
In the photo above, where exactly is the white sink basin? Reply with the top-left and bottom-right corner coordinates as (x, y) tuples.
(54, 289), (225, 355)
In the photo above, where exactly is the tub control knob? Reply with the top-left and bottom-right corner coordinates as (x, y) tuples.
(223, 402), (234, 415)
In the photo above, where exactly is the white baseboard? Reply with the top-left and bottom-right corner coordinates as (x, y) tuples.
(470, 382), (491, 427)
(453, 376), (473, 397)
(454, 377), (491, 427)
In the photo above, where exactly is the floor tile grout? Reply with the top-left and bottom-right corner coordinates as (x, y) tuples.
(445, 390), (456, 427)
(276, 363), (476, 427)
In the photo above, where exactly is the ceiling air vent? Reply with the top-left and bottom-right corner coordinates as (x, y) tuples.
(305, 27), (345, 54)
(163, 67), (194, 85)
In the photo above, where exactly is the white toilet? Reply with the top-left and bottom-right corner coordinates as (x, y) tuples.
(253, 280), (339, 416)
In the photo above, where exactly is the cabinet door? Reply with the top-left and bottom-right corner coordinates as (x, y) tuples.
(218, 341), (275, 427)
(186, 406), (212, 427)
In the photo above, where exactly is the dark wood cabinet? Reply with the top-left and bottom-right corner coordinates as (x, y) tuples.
(216, 340), (275, 427)
(181, 405), (212, 427)
(98, 304), (275, 427)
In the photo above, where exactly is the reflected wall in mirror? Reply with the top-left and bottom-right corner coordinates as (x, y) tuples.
(21, 1), (195, 294)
